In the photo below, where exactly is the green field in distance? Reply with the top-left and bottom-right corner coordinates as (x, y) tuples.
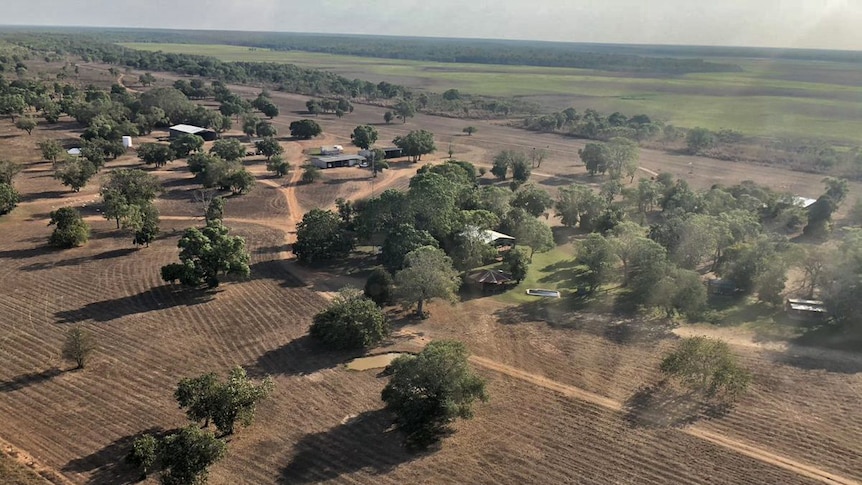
(121, 43), (862, 144)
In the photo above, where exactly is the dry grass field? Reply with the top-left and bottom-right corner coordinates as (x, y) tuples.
(0, 62), (860, 484)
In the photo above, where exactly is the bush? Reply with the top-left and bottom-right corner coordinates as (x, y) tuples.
(310, 288), (389, 349)
(0, 183), (19, 215)
(364, 268), (394, 306)
(660, 337), (751, 401)
(49, 207), (90, 248)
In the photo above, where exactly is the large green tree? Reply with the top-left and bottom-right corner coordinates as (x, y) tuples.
(158, 425), (227, 485)
(394, 246), (461, 318)
(175, 367), (273, 435)
(381, 340), (487, 447)
(48, 207), (90, 248)
(160, 219), (251, 288)
(310, 288), (390, 349)
(393, 129), (436, 162)
(138, 143), (175, 168)
(576, 233), (615, 292)
(293, 208), (355, 263)
(350, 124), (378, 150)
(503, 208), (554, 260)
(0, 183), (19, 216)
(289, 119), (322, 139)
(170, 134), (204, 158)
(209, 139), (245, 162)
(511, 184), (553, 217)
(55, 158), (98, 192)
(579, 142), (610, 176)
(255, 137), (283, 160)
(660, 337), (751, 401)
(393, 99), (416, 123)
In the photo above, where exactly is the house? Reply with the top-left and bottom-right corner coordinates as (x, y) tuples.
(707, 279), (738, 296)
(311, 154), (366, 169)
(785, 298), (828, 322)
(320, 145), (344, 156)
(169, 124), (218, 141)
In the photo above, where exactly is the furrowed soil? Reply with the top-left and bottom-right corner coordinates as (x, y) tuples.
(0, 61), (860, 484)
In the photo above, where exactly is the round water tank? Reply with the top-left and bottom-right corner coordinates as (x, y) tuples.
(122, 136), (133, 148)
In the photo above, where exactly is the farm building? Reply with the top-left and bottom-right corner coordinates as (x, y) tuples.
(359, 147), (403, 159)
(785, 298), (828, 322)
(169, 124), (218, 141)
(320, 145), (344, 155)
(311, 154), (366, 169)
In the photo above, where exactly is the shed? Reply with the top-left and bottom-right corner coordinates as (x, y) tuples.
(785, 298), (828, 322)
(311, 154), (366, 169)
(707, 279), (738, 296)
(169, 124), (217, 141)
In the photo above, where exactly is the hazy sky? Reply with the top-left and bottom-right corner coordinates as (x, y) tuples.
(3, 0), (862, 50)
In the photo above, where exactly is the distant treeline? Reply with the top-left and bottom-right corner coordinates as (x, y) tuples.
(0, 32), (537, 118)
(0, 27), (745, 74)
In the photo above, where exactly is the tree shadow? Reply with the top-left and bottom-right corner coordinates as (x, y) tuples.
(278, 409), (417, 484)
(62, 427), (170, 485)
(17, 190), (71, 203)
(54, 285), (215, 324)
(252, 335), (356, 377)
(623, 382), (732, 429)
(0, 367), (62, 393)
(248, 260), (307, 288)
(0, 245), (54, 260)
(20, 248), (137, 271)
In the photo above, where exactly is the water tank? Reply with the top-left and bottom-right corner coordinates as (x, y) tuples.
(122, 136), (133, 148)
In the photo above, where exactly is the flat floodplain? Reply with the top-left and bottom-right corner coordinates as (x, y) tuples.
(122, 43), (862, 143)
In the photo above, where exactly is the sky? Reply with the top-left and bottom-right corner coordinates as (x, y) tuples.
(2, 0), (862, 51)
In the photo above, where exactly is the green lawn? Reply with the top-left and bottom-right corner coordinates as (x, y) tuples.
(121, 42), (862, 143)
(492, 246), (576, 305)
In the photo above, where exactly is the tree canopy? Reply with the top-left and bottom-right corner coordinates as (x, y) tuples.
(293, 208), (354, 263)
(381, 340), (487, 448)
(160, 218), (251, 288)
(310, 288), (390, 350)
(350, 124), (378, 150)
(393, 130), (435, 162)
(48, 207), (89, 248)
(394, 246), (460, 318)
(289, 119), (322, 139)
(660, 337), (751, 401)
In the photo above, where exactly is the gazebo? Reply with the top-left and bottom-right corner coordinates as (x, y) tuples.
(467, 269), (514, 292)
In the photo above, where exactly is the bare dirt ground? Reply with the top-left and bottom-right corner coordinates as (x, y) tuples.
(0, 62), (860, 484)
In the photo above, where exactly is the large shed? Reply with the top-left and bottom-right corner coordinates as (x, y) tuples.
(169, 124), (218, 141)
(311, 154), (365, 169)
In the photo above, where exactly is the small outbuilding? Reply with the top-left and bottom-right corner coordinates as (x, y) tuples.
(785, 298), (828, 322)
(311, 154), (366, 169)
(169, 124), (218, 141)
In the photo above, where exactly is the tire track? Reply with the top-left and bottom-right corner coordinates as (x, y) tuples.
(467, 355), (859, 485)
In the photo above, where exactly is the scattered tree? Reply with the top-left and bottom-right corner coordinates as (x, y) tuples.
(579, 142), (610, 176)
(462, 126), (477, 136)
(209, 139), (245, 162)
(350, 124), (378, 150)
(158, 425), (226, 485)
(137, 143), (175, 168)
(686, 127), (716, 154)
(55, 158), (98, 192)
(48, 207), (89, 248)
(14, 116), (37, 135)
(175, 366), (273, 435)
(394, 246), (460, 318)
(511, 184), (553, 217)
(255, 137), (283, 160)
(310, 288), (390, 349)
(265, 156), (290, 177)
(289, 119), (322, 139)
(659, 337), (751, 401)
(62, 326), (95, 369)
(382, 340), (487, 448)
(0, 183), (19, 215)
(393, 130), (436, 162)
(127, 434), (158, 479)
(576, 233), (615, 292)
(169, 134), (204, 158)
(393, 99), (416, 123)
(38, 139), (64, 164)
(160, 219), (251, 288)
(301, 164), (322, 184)
(383, 111), (394, 124)
(0, 160), (22, 187)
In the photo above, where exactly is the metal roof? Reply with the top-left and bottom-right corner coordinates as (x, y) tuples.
(312, 154), (366, 162)
(169, 124), (209, 134)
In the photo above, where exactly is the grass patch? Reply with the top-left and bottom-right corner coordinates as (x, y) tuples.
(123, 42), (862, 142)
(493, 246), (575, 305)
